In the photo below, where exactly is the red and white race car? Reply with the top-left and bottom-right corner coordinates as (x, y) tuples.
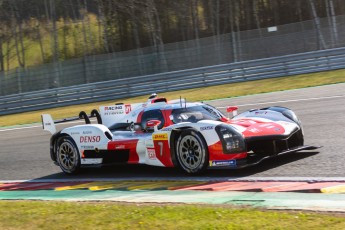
(42, 94), (319, 174)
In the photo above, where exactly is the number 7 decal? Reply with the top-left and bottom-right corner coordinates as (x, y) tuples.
(158, 142), (163, 156)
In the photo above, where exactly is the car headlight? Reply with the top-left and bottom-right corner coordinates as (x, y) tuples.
(216, 124), (246, 154)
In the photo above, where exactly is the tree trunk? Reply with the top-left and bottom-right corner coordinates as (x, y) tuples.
(215, 0), (221, 63)
(10, 3), (25, 68)
(297, 0), (308, 51)
(96, 0), (109, 53)
(49, 0), (59, 62)
(308, 0), (326, 49)
(235, 1), (242, 62)
(270, 0), (280, 25)
(6, 37), (10, 71)
(253, 0), (263, 37)
(77, 0), (89, 56)
(48, 0), (60, 87)
(325, 0), (335, 47)
(0, 35), (4, 72)
(128, 0), (144, 74)
(36, 23), (46, 62)
(329, 0), (338, 45)
(191, 0), (201, 66)
(229, 2), (237, 62)
(84, 0), (95, 54)
(151, 0), (167, 71)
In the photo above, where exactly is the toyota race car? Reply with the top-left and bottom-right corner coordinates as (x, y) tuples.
(42, 94), (319, 174)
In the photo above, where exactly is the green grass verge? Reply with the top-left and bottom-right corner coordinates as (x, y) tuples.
(1, 69), (345, 127)
(0, 201), (344, 230)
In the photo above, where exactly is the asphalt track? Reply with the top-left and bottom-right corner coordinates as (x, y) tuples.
(0, 83), (345, 181)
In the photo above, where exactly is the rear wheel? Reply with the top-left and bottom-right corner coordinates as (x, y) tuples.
(56, 136), (81, 174)
(175, 129), (208, 174)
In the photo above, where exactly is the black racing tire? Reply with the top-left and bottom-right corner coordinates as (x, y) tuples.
(175, 129), (209, 174)
(56, 136), (81, 175)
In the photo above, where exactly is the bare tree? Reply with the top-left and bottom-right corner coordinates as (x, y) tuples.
(10, 1), (26, 68)
(144, 0), (167, 71)
(308, 0), (326, 49)
(234, 0), (242, 61)
(96, 0), (109, 53)
(229, 1), (237, 62)
(121, 0), (144, 74)
(0, 30), (4, 71)
(329, 0), (338, 45)
(49, 0), (59, 63)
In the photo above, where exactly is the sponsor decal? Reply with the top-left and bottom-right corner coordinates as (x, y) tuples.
(115, 145), (125, 149)
(83, 131), (92, 134)
(146, 142), (154, 148)
(104, 111), (124, 115)
(259, 124), (275, 129)
(81, 146), (94, 150)
(259, 124), (281, 132)
(104, 106), (125, 115)
(44, 122), (51, 126)
(200, 126), (213, 131)
(125, 104), (132, 114)
(152, 133), (168, 140)
(71, 132), (80, 135)
(105, 105), (123, 110)
(147, 148), (157, 159)
(248, 128), (261, 133)
(254, 111), (268, 115)
(209, 160), (237, 167)
(80, 136), (101, 143)
(81, 158), (102, 164)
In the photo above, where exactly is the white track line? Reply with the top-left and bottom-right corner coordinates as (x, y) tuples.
(1, 177), (345, 183)
(217, 95), (345, 108)
(0, 120), (87, 132)
(1, 94), (344, 132)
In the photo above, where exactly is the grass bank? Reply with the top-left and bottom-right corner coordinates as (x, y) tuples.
(1, 69), (345, 127)
(0, 201), (344, 229)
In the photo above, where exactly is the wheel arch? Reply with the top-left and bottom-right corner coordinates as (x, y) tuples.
(170, 127), (209, 173)
(50, 132), (75, 162)
(169, 127), (196, 167)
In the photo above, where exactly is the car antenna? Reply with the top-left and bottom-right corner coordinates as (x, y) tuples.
(184, 98), (187, 109)
(180, 96), (182, 108)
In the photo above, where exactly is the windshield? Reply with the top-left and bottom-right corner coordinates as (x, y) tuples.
(170, 105), (224, 124)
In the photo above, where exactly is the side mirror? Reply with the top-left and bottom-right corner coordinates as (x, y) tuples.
(146, 120), (161, 132)
(133, 123), (142, 132)
(226, 106), (239, 118)
(128, 122), (142, 132)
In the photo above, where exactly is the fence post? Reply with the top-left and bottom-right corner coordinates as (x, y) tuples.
(0, 71), (3, 96)
(83, 57), (89, 84)
(16, 68), (22, 94)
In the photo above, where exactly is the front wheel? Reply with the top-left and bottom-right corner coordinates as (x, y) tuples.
(175, 129), (209, 174)
(56, 136), (81, 174)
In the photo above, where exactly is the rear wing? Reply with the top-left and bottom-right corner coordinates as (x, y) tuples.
(41, 110), (102, 135)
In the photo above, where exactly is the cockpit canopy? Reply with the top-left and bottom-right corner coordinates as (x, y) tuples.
(170, 104), (225, 124)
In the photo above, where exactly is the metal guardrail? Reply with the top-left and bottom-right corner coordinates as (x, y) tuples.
(1, 47), (345, 115)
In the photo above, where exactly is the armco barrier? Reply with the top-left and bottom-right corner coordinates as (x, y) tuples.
(1, 47), (345, 115)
